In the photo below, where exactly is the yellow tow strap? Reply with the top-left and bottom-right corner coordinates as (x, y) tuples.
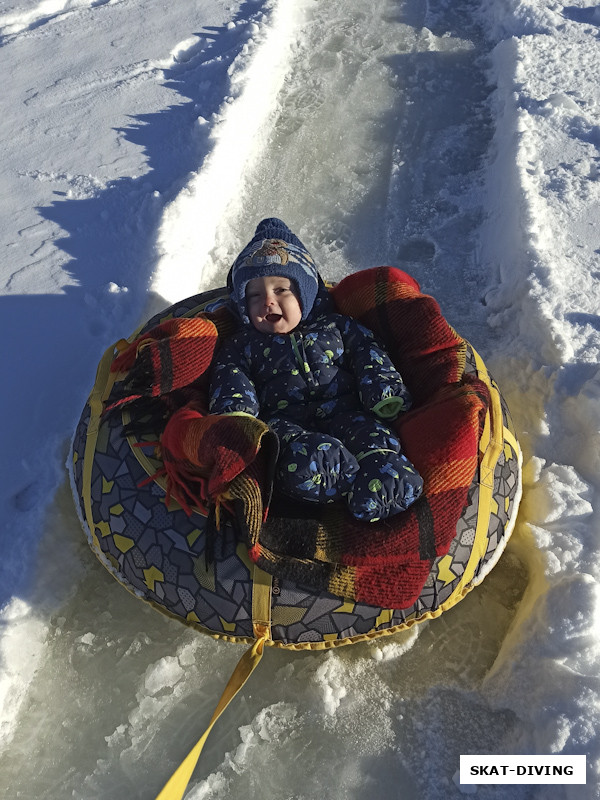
(155, 567), (273, 800)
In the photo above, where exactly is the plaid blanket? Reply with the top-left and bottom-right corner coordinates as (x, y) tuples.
(109, 267), (489, 609)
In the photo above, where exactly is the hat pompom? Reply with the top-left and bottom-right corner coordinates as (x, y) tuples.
(252, 218), (305, 247)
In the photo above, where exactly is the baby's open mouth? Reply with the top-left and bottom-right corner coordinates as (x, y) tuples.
(265, 313), (282, 322)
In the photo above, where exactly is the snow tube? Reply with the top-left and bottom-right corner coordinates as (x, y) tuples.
(70, 271), (522, 652)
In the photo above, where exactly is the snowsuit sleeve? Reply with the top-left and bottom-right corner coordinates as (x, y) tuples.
(208, 336), (260, 417)
(339, 316), (412, 419)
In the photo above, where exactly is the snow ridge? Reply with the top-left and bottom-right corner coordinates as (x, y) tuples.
(150, 0), (309, 306)
(477, 0), (600, 777)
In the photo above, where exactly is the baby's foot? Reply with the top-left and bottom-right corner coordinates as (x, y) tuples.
(278, 433), (359, 504)
(346, 451), (423, 522)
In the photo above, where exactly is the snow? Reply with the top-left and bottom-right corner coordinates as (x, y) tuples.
(1, 0), (599, 797)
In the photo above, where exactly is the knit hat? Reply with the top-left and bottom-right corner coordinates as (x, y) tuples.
(227, 218), (320, 325)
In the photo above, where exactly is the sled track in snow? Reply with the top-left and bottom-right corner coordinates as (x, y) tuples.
(153, 0), (496, 352)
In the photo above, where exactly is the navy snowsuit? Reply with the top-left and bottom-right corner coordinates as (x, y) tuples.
(209, 312), (423, 521)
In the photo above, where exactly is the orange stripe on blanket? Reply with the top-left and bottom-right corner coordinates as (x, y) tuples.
(423, 456), (480, 495)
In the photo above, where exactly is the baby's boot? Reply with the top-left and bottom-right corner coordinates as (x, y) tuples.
(278, 432), (359, 504)
(346, 450), (423, 522)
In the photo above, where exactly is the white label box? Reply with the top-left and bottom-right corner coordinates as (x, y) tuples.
(460, 755), (586, 784)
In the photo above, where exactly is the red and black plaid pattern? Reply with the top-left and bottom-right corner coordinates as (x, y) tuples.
(159, 407), (278, 527)
(105, 316), (220, 414)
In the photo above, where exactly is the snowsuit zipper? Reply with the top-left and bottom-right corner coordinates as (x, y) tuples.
(290, 332), (317, 387)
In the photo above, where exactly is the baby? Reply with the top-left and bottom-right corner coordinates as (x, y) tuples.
(209, 218), (423, 522)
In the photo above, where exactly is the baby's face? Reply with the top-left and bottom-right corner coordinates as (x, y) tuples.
(246, 275), (302, 334)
